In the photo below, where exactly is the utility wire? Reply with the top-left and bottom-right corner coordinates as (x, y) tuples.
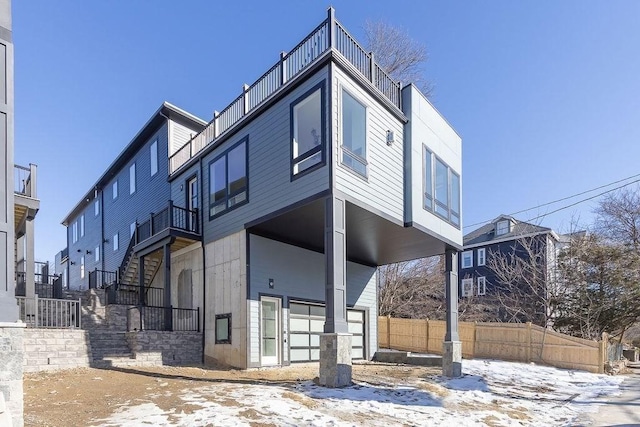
(463, 174), (640, 230)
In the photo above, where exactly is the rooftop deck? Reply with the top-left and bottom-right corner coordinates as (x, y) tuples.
(169, 8), (401, 175)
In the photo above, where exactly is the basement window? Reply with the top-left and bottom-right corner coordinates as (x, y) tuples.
(215, 313), (232, 344)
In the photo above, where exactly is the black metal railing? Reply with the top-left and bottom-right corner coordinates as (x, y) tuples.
(105, 283), (164, 307)
(127, 305), (200, 332)
(135, 201), (199, 245)
(88, 269), (118, 289)
(15, 270), (62, 299)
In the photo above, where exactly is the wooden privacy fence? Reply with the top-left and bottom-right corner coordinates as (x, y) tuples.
(378, 316), (608, 373)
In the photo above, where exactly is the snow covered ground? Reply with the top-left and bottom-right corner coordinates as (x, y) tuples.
(92, 359), (624, 426)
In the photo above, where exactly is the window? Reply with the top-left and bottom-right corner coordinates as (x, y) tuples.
(130, 222), (136, 238)
(129, 163), (136, 194)
(291, 83), (325, 176)
(72, 222), (78, 243)
(80, 215), (84, 238)
(477, 248), (486, 266)
(150, 139), (158, 176)
(341, 89), (367, 176)
(94, 200), (99, 217)
(215, 313), (232, 344)
(461, 278), (474, 297)
(462, 250), (473, 269)
(209, 139), (248, 219)
(496, 220), (510, 236)
(113, 233), (119, 251)
(95, 246), (100, 263)
(423, 147), (461, 227)
(80, 256), (85, 279)
(112, 180), (118, 200)
(477, 276), (487, 296)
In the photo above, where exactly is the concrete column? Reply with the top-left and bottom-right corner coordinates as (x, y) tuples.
(138, 255), (145, 306)
(15, 235), (24, 273)
(320, 195), (352, 387)
(24, 219), (34, 299)
(163, 244), (172, 331)
(443, 248), (462, 377)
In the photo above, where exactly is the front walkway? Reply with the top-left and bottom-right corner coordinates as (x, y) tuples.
(588, 367), (640, 426)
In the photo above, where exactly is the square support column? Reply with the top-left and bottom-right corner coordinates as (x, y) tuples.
(24, 218), (34, 300)
(443, 248), (462, 377)
(163, 244), (172, 331)
(320, 195), (352, 387)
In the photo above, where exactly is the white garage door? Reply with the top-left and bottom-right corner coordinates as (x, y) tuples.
(289, 302), (365, 362)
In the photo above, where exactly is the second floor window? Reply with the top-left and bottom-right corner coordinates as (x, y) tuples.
(341, 89), (367, 177)
(209, 139), (248, 219)
(112, 180), (118, 200)
(478, 248), (486, 266)
(462, 250), (473, 268)
(150, 139), (158, 176)
(129, 163), (136, 194)
(423, 147), (460, 227)
(291, 83), (325, 177)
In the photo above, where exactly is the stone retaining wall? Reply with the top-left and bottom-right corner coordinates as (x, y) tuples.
(22, 329), (91, 372)
(126, 331), (202, 365)
(0, 323), (25, 427)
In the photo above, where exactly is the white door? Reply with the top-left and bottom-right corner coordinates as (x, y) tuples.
(260, 297), (281, 366)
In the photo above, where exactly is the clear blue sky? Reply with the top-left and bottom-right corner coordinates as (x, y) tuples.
(11, 0), (640, 265)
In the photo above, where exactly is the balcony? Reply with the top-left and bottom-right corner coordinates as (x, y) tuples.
(133, 201), (201, 256)
(14, 163), (40, 235)
(168, 8), (402, 175)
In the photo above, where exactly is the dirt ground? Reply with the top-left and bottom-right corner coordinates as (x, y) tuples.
(24, 362), (441, 427)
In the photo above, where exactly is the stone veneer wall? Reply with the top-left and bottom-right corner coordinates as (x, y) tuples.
(0, 323), (25, 427)
(125, 331), (202, 365)
(22, 329), (91, 372)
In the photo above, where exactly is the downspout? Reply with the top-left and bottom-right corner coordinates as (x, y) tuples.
(199, 154), (206, 364)
(100, 188), (105, 272)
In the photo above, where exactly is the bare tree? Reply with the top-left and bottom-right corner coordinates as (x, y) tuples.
(595, 186), (640, 251)
(363, 20), (433, 97)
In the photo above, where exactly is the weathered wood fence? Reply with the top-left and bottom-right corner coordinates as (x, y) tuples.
(378, 316), (608, 373)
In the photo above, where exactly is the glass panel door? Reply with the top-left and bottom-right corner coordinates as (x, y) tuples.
(260, 297), (280, 366)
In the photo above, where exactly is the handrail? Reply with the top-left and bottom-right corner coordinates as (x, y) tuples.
(127, 305), (200, 332)
(168, 8), (402, 175)
(16, 295), (81, 328)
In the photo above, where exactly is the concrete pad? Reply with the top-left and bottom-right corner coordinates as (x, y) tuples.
(588, 370), (640, 426)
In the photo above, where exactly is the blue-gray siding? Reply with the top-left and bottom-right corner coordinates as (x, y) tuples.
(249, 234), (377, 364)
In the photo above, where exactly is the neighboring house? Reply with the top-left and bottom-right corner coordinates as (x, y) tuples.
(59, 103), (207, 291)
(60, 8), (463, 379)
(458, 215), (560, 321)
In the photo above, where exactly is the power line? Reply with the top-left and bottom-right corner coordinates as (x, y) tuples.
(463, 174), (640, 230)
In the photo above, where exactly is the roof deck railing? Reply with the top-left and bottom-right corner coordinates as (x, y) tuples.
(169, 8), (401, 174)
(14, 163), (37, 198)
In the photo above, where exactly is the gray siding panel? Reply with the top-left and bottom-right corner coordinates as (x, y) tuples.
(249, 234), (377, 361)
(198, 68), (330, 244)
(170, 121), (199, 156)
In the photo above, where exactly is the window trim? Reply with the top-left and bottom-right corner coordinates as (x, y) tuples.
(129, 163), (136, 195)
(215, 313), (232, 344)
(339, 87), (368, 178)
(290, 81), (326, 181)
(422, 145), (461, 228)
(208, 137), (249, 220)
(461, 278), (474, 297)
(462, 250), (473, 269)
(477, 248), (486, 266)
(150, 139), (158, 177)
(477, 276), (487, 296)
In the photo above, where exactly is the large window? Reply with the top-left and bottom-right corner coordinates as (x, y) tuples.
(209, 139), (248, 219)
(129, 163), (136, 194)
(150, 139), (158, 176)
(423, 147), (461, 227)
(341, 89), (367, 176)
(291, 83), (325, 177)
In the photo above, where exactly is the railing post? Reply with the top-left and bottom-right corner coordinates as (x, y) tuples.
(29, 163), (37, 198)
(370, 51), (376, 84)
(280, 51), (287, 85)
(242, 84), (250, 115)
(327, 7), (335, 49)
(77, 298), (82, 328)
(149, 213), (154, 236)
(134, 221), (138, 245)
(194, 208), (199, 233)
(168, 200), (174, 228)
(213, 111), (220, 138)
(197, 307), (200, 332)
(34, 294), (39, 328)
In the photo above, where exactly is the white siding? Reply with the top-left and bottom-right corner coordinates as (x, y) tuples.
(169, 120), (199, 156)
(333, 66), (405, 223)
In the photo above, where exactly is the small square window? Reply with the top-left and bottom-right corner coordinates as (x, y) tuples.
(477, 276), (487, 296)
(461, 278), (474, 297)
(215, 313), (232, 344)
(477, 248), (486, 266)
(462, 250), (473, 269)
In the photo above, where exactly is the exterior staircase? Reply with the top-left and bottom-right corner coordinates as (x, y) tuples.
(119, 247), (162, 288)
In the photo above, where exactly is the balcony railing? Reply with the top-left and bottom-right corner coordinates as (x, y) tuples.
(14, 163), (37, 198)
(127, 305), (200, 332)
(105, 283), (164, 307)
(168, 8), (402, 174)
(135, 201), (199, 245)
(16, 296), (81, 328)
(88, 269), (118, 289)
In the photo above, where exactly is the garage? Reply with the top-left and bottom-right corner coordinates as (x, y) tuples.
(288, 301), (365, 362)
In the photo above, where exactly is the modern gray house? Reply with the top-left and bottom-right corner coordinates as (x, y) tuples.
(61, 8), (463, 385)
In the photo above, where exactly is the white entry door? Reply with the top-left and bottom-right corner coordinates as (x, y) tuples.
(260, 297), (281, 366)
